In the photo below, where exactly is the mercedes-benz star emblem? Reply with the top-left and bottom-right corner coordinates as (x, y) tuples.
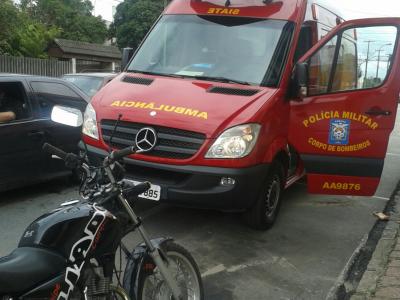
(135, 127), (157, 152)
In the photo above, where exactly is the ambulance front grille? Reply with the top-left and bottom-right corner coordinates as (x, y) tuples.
(100, 120), (206, 159)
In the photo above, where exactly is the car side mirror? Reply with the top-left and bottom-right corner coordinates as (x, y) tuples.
(121, 47), (134, 71)
(51, 105), (83, 127)
(290, 62), (308, 100)
(295, 63), (308, 98)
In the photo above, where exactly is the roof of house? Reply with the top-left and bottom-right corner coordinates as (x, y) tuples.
(53, 39), (121, 60)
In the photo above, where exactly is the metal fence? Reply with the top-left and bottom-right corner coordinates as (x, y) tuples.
(0, 55), (72, 77)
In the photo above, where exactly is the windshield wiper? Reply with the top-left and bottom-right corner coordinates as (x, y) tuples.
(188, 75), (251, 86)
(127, 69), (184, 79)
(127, 70), (251, 85)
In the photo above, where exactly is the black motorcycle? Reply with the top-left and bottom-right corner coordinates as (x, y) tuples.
(0, 106), (203, 300)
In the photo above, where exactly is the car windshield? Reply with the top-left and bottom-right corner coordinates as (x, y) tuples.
(127, 15), (293, 86)
(63, 75), (104, 98)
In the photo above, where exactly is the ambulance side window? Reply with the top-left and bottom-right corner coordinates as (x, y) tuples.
(308, 36), (337, 95)
(331, 36), (357, 92)
(307, 25), (397, 96)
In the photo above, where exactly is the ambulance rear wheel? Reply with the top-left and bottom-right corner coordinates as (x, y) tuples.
(243, 161), (284, 230)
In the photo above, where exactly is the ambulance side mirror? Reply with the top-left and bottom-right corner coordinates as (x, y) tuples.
(121, 47), (134, 71)
(289, 62), (309, 100)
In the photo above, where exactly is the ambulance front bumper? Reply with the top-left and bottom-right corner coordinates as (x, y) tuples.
(81, 143), (270, 211)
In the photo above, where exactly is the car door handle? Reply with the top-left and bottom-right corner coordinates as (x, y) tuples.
(28, 131), (45, 138)
(365, 110), (392, 116)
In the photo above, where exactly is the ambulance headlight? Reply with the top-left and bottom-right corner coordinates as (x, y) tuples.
(82, 103), (99, 140)
(206, 124), (261, 159)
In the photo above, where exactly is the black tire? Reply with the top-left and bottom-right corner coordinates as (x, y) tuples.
(137, 241), (204, 300)
(243, 161), (285, 230)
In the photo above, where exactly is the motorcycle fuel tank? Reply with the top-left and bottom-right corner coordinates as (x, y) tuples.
(19, 202), (123, 259)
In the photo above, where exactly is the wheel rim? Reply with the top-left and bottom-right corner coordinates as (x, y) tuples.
(141, 251), (201, 300)
(265, 175), (281, 219)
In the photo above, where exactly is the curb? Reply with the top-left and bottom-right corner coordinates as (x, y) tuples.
(326, 234), (369, 299)
(350, 190), (400, 299)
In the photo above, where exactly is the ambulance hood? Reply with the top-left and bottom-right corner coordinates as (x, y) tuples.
(96, 74), (276, 138)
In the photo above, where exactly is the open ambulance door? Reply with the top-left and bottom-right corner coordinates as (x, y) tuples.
(289, 18), (400, 196)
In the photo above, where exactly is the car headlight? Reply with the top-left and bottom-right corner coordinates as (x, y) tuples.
(82, 103), (99, 140)
(206, 124), (261, 159)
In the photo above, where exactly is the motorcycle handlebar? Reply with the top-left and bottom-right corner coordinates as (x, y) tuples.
(124, 182), (151, 198)
(43, 143), (68, 160)
(110, 146), (136, 162)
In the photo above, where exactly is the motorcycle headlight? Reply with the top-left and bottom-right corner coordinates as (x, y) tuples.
(82, 103), (99, 140)
(205, 124), (261, 159)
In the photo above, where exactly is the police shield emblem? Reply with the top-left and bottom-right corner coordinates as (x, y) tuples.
(329, 119), (351, 145)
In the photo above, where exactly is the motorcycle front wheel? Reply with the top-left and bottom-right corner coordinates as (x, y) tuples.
(137, 241), (204, 300)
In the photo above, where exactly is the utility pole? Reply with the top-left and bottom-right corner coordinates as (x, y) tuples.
(363, 40), (375, 88)
(376, 43), (392, 80)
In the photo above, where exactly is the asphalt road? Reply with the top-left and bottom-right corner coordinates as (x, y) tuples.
(1, 108), (399, 299)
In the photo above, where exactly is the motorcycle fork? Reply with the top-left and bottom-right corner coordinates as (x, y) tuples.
(116, 193), (183, 300)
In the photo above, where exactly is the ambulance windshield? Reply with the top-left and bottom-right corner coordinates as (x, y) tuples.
(127, 15), (293, 86)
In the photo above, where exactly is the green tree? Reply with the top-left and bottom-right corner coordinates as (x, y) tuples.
(12, 22), (61, 58)
(0, 0), (21, 55)
(21, 0), (108, 44)
(111, 0), (164, 49)
(0, 1), (59, 57)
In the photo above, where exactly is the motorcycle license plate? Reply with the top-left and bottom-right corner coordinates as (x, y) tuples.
(127, 180), (161, 201)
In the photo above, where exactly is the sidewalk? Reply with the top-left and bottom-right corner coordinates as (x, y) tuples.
(351, 189), (400, 300)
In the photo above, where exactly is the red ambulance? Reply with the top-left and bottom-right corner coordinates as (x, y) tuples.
(81, 0), (400, 229)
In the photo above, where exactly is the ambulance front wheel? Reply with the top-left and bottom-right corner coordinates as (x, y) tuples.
(243, 161), (284, 230)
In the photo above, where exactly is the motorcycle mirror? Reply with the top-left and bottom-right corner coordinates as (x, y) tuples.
(51, 105), (83, 127)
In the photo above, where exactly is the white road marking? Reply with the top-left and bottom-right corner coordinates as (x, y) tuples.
(201, 257), (299, 278)
(201, 264), (226, 277)
(373, 196), (390, 201)
(387, 152), (400, 157)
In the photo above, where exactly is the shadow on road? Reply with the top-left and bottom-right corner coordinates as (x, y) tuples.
(0, 177), (76, 206)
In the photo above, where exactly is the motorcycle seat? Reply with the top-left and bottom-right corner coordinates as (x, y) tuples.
(0, 247), (66, 295)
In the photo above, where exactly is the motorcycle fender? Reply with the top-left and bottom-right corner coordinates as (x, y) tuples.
(122, 237), (173, 300)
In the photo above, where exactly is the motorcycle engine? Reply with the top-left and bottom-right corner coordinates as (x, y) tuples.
(83, 265), (111, 299)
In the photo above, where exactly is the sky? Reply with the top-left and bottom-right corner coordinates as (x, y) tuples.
(91, 0), (121, 23)
(91, 0), (400, 22)
(321, 0), (400, 19)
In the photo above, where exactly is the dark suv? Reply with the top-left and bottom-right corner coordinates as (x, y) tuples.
(0, 74), (89, 192)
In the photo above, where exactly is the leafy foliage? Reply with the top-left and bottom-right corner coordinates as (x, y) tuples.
(111, 0), (165, 49)
(21, 0), (108, 44)
(0, 0), (21, 55)
(0, 0), (108, 57)
(12, 22), (61, 58)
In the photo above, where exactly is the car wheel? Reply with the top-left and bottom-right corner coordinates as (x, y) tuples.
(243, 161), (285, 230)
